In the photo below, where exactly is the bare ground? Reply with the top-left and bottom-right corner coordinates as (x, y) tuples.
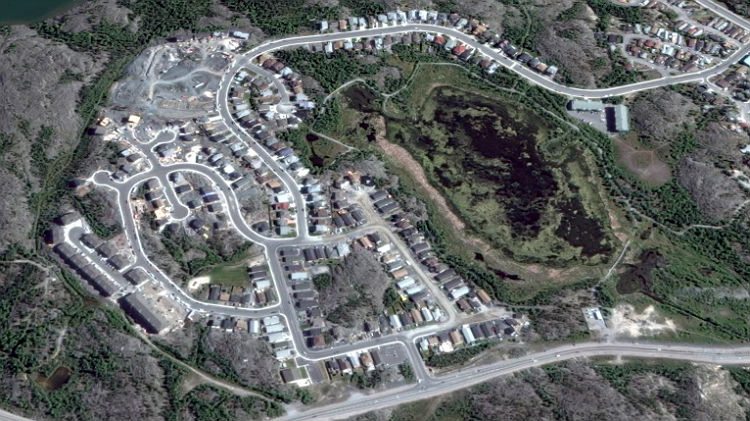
(614, 138), (672, 186)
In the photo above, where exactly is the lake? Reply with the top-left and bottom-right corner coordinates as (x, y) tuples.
(1, 0), (80, 24)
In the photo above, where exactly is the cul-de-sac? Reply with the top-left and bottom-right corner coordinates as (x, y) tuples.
(4, 1), (750, 420)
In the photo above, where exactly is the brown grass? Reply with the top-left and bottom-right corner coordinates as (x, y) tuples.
(614, 137), (671, 186)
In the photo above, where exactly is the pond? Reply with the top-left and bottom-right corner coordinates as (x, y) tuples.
(419, 87), (557, 238)
(1, 0), (80, 24)
(36, 366), (72, 391)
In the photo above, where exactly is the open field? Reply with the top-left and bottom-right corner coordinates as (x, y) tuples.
(202, 264), (248, 288)
(614, 135), (671, 186)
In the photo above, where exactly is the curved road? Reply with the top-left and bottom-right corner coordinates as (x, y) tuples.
(8, 2), (749, 420)
(218, 16), (750, 101)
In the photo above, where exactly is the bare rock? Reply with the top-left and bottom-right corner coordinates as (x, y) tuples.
(678, 154), (747, 221)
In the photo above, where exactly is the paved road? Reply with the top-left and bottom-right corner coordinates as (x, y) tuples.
(90, 136), (450, 376)
(219, 19), (750, 101)
(216, 64), (310, 238)
(284, 341), (750, 420)
(0, 409), (30, 421)
(21, 2), (748, 420)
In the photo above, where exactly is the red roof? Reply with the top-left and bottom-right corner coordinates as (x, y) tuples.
(434, 35), (445, 45)
(452, 44), (467, 55)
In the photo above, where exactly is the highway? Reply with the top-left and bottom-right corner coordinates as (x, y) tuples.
(2, 340), (750, 421)
(15, 1), (750, 420)
(283, 341), (750, 420)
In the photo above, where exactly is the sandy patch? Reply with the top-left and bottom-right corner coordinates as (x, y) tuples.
(610, 304), (676, 337)
(187, 275), (210, 292)
(696, 365), (749, 419)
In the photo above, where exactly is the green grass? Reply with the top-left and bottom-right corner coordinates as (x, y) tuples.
(202, 264), (248, 287)
(294, 44), (750, 341)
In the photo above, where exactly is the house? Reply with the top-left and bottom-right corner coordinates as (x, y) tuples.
(360, 352), (375, 371)
(80, 233), (102, 249)
(435, 269), (456, 282)
(280, 368), (308, 386)
(124, 267), (149, 285)
(449, 330), (464, 346)
(230, 31), (250, 40)
(471, 324), (485, 340)
(397, 276), (416, 289)
(120, 292), (170, 334)
(450, 286), (471, 300)
(456, 298), (472, 312)
(462, 324), (476, 344)
(421, 307), (434, 322)
(267, 332), (290, 343)
(370, 190), (389, 201)
(389, 314), (403, 330)
(96, 242), (117, 259)
(476, 288), (492, 305)
(338, 358), (353, 375)
(516, 53), (532, 63)
(88, 273), (120, 297)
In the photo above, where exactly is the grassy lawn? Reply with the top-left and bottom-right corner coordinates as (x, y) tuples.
(203, 263), (248, 288)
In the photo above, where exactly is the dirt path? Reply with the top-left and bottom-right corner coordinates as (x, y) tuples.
(138, 331), (268, 400)
(372, 117), (465, 232)
(50, 327), (67, 360)
(372, 116), (612, 284)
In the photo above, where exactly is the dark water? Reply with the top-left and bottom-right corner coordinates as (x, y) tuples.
(343, 85), (377, 112)
(426, 88), (557, 238)
(616, 250), (665, 294)
(36, 366), (72, 391)
(555, 197), (612, 257)
(1, 0), (80, 24)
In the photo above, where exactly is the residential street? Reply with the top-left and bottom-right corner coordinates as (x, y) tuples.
(35, 0), (750, 419)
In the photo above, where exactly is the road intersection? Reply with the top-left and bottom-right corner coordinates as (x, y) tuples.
(23, 0), (750, 419)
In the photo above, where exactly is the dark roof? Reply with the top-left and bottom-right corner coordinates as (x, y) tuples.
(280, 368), (303, 383)
(96, 243), (117, 258)
(54, 243), (78, 261)
(435, 269), (457, 282)
(80, 233), (102, 249)
(208, 285), (222, 301)
(108, 254), (129, 270)
(303, 248), (316, 261)
(120, 292), (169, 334)
(89, 275), (120, 297)
(124, 267), (149, 285)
